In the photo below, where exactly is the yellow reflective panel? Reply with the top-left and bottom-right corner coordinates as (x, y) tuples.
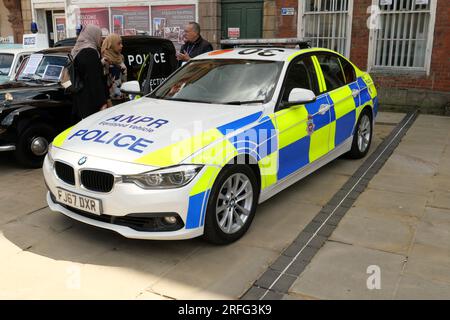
(135, 128), (223, 167)
(259, 151), (278, 190)
(312, 56), (326, 93)
(275, 106), (308, 149)
(309, 126), (329, 163)
(328, 121), (336, 151)
(190, 166), (220, 196)
(329, 86), (355, 120)
(52, 126), (74, 147)
(190, 138), (238, 166)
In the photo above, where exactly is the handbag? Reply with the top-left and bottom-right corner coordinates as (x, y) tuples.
(61, 54), (83, 94)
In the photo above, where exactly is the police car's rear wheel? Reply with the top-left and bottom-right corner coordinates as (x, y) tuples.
(15, 123), (56, 168)
(204, 165), (258, 245)
(347, 109), (373, 159)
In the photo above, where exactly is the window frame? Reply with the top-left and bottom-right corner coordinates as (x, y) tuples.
(315, 52), (349, 93)
(367, 0), (437, 75)
(297, 0), (354, 57)
(276, 54), (321, 112)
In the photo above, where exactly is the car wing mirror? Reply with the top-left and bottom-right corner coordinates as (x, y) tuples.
(285, 88), (317, 107)
(121, 80), (143, 96)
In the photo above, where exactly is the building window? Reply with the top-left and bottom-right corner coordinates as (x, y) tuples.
(369, 0), (436, 72)
(299, 0), (353, 57)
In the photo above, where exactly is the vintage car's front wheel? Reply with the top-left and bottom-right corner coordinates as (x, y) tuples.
(15, 123), (56, 168)
(203, 165), (259, 245)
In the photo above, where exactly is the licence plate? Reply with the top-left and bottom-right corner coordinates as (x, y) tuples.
(56, 188), (102, 215)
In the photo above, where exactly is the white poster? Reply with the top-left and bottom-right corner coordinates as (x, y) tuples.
(23, 54), (43, 75)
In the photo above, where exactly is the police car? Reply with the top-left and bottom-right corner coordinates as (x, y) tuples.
(43, 39), (378, 244)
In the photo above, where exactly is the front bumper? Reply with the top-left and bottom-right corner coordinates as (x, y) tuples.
(43, 147), (208, 240)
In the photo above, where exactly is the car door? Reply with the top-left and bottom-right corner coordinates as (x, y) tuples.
(274, 55), (332, 181)
(315, 53), (360, 151)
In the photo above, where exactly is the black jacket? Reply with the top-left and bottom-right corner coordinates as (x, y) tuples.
(178, 36), (213, 67)
(72, 48), (108, 120)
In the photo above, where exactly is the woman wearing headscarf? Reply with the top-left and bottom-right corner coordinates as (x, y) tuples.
(101, 33), (127, 103)
(71, 24), (108, 122)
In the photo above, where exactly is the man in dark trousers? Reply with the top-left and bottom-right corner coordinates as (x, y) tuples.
(177, 22), (213, 67)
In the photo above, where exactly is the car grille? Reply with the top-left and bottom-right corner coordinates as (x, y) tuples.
(55, 161), (75, 185)
(80, 170), (115, 193)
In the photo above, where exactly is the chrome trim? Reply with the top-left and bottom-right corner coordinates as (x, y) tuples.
(0, 145), (15, 152)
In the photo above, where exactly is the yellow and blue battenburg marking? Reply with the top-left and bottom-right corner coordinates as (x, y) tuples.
(185, 111), (278, 229)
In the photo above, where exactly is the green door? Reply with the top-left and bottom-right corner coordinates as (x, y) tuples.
(221, 0), (263, 39)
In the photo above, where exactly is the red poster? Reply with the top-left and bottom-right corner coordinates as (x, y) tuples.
(151, 5), (196, 50)
(110, 6), (150, 35)
(79, 8), (110, 35)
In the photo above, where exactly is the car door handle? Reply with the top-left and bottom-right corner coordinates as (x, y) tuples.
(319, 104), (330, 115)
(352, 89), (360, 97)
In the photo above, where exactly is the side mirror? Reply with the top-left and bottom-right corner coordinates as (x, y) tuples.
(287, 88), (316, 106)
(121, 81), (142, 95)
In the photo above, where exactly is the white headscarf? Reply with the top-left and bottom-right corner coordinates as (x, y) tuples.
(71, 24), (102, 58)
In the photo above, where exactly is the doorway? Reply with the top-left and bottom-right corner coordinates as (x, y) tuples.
(221, 0), (263, 40)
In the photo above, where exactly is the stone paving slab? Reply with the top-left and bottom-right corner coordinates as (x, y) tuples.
(288, 242), (406, 300)
(394, 274), (450, 300)
(288, 114), (450, 300)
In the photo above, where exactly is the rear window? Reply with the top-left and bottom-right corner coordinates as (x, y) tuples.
(316, 54), (346, 91)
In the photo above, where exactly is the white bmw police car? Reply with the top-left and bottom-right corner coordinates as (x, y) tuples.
(43, 42), (378, 244)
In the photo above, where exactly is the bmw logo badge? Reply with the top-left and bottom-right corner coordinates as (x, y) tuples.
(78, 156), (87, 166)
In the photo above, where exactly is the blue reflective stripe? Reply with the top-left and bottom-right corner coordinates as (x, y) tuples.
(357, 78), (371, 106)
(186, 191), (207, 229)
(228, 115), (277, 160)
(199, 190), (210, 227)
(305, 95), (331, 131)
(348, 82), (361, 107)
(217, 111), (263, 135)
(326, 94), (337, 122)
(335, 110), (356, 146)
(278, 135), (310, 180)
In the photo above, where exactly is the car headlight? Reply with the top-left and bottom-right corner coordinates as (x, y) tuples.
(47, 143), (55, 166)
(4, 92), (13, 101)
(122, 164), (203, 189)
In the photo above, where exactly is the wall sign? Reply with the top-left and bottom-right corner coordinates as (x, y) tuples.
(228, 27), (240, 39)
(281, 8), (295, 16)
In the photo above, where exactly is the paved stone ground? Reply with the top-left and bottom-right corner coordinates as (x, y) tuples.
(1, 111), (442, 300)
(288, 114), (450, 300)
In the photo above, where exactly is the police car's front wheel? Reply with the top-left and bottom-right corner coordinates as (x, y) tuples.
(347, 109), (373, 159)
(204, 165), (259, 245)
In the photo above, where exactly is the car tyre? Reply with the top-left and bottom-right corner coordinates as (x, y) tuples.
(203, 165), (259, 245)
(15, 123), (56, 168)
(347, 109), (373, 159)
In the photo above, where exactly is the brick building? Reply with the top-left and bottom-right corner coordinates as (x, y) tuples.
(205, 0), (449, 113)
(1, 0), (448, 112)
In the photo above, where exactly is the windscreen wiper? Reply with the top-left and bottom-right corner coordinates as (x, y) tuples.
(167, 97), (212, 104)
(221, 100), (265, 105)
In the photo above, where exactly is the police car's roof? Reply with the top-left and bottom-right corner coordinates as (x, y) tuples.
(193, 47), (334, 62)
(0, 45), (36, 55)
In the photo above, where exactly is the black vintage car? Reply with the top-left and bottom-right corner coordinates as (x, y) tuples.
(0, 36), (177, 168)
